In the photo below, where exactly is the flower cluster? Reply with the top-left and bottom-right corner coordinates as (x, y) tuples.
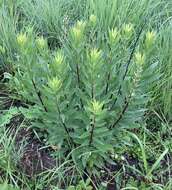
(89, 14), (97, 26)
(89, 48), (102, 64)
(135, 52), (145, 65)
(89, 99), (103, 115)
(48, 77), (62, 93)
(145, 31), (156, 48)
(36, 36), (47, 49)
(108, 28), (119, 45)
(70, 20), (86, 46)
(17, 33), (27, 46)
(123, 23), (133, 38)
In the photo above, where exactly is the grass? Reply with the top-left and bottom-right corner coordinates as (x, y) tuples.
(0, 0), (172, 189)
(155, 25), (172, 118)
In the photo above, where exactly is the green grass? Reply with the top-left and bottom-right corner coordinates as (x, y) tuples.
(155, 25), (172, 118)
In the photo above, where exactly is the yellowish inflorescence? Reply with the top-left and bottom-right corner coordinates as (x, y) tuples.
(133, 52), (145, 86)
(109, 28), (119, 44)
(145, 31), (156, 48)
(76, 20), (86, 30)
(123, 23), (133, 38)
(36, 36), (47, 49)
(17, 33), (27, 46)
(89, 48), (102, 64)
(70, 20), (86, 45)
(54, 51), (64, 66)
(71, 27), (82, 39)
(89, 14), (97, 25)
(90, 99), (103, 115)
(135, 52), (145, 65)
(48, 77), (62, 93)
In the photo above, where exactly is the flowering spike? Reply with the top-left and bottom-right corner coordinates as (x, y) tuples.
(123, 23), (133, 38)
(48, 77), (62, 93)
(70, 20), (86, 45)
(89, 48), (102, 64)
(135, 52), (145, 65)
(89, 14), (97, 25)
(36, 36), (47, 49)
(109, 28), (118, 44)
(76, 20), (86, 30)
(145, 31), (156, 48)
(54, 51), (64, 65)
(17, 33), (27, 46)
(71, 27), (82, 41)
(91, 99), (103, 114)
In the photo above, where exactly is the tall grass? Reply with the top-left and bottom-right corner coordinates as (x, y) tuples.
(83, 0), (172, 117)
(0, 1), (20, 72)
(155, 24), (172, 118)
(85, 0), (172, 30)
(18, 0), (86, 49)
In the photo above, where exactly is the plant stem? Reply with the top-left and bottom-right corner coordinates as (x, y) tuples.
(91, 80), (94, 99)
(55, 98), (74, 148)
(110, 21), (145, 110)
(89, 115), (96, 146)
(76, 63), (84, 108)
(105, 72), (111, 95)
(110, 97), (129, 129)
(31, 79), (48, 112)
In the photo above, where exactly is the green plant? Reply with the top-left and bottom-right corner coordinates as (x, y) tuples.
(67, 179), (93, 190)
(0, 0), (24, 72)
(153, 25), (172, 118)
(0, 118), (21, 188)
(128, 132), (168, 181)
(7, 16), (159, 175)
(0, 183), (19, 190)
(0, 0), (172, 189)
(18, 0), (86, 49)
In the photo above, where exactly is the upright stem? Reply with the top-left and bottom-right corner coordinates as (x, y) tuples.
(32, 79), (48, 112)
(55, 97), (74, 148)
(105, 72), (111, 95)
(110, 22), (145, 110)
(89, 115), (96, 146)
(91, 80), (94, 99)
(76, 63), (80, 86)
(76, 62), (84, 108)
(110, 97), (130, 129)
(105, 52), (113, 95)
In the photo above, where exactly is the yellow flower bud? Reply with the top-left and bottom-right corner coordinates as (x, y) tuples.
(70, 20), (86, 45)
(36, 36), (47, 49)
(48, 77), (62, 93)
(145, 31), (156, 48)
(123, 23), (133, 38)
(76, 20), (86, 30)
(71, 27), (82, 42)
(89, 14), (97, 25)
(90, 48), (102, 63)
(91, 99), (103, 114)
(17, 33), (27, 46)
(135, 52), (145, 65)
(54, 51), (64, 65)
(109, 28), (118, 44)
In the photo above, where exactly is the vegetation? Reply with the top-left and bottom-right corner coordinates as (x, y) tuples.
(0, 0), (172, 189)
